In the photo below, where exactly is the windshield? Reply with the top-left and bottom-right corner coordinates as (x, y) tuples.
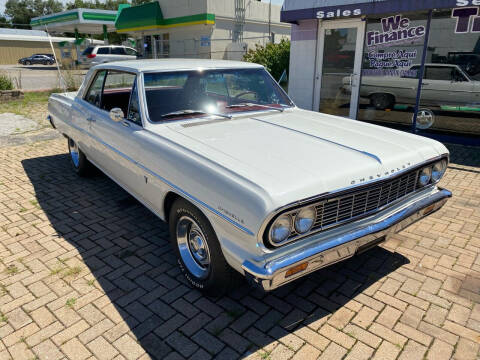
(144, 68), (293, 121)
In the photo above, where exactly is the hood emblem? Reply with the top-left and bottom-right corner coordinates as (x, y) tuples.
(351, 162), (411, 185)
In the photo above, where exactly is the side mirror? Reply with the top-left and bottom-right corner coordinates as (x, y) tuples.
(109, 108), (124, 122)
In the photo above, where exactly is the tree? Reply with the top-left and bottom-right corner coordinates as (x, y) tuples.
(4, 0), (62, 28)
(243, 39), (290, 81)
(0, 14), (12, 27)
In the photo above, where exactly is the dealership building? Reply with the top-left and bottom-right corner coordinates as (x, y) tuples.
(282, 0), (480, 138)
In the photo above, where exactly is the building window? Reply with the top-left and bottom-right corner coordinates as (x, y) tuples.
(357, 13), (428, 130)
(416, 9), (480, 135)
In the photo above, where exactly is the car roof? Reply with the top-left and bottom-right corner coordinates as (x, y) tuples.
(93, 59), (264, 72)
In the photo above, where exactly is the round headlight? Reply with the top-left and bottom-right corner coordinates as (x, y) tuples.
(431, 160), (447, 182)
(418, 166), (432, 186)
(294, 206), (316, 234)
(270, 215), (292, 243)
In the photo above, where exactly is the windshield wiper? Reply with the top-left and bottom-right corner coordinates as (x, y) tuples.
(226, 102), (285, 112)
(161, 109), (232, 120)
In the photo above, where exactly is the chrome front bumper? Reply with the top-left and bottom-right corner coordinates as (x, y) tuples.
(242, 188), (451, 291)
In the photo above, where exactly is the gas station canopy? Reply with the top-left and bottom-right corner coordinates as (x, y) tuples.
(30, 8), (117, 34)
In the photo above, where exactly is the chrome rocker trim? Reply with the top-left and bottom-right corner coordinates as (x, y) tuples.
(242, 188), (451, 291)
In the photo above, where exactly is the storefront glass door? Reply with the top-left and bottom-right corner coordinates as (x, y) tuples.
(315, 20), (365, 119)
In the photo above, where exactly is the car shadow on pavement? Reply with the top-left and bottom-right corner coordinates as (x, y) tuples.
(13, 66), (58, 71)
(22, 153), (410, 359)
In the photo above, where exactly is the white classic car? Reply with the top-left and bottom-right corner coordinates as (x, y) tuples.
(344, 63), (480, 110)
(48, 59), (451, 295)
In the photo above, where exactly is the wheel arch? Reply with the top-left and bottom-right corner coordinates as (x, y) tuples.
(163, 191), (181, 223)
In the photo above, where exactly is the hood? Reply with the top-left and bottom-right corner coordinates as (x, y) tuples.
(154, 108), (447, 207)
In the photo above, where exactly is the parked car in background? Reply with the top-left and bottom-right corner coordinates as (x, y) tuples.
(344, 63), (480, 110)
(78, 45), (139, 68)
(18, 54), (55, 65)
(447, 52), (480, 76)
(48, 59), (451, 295)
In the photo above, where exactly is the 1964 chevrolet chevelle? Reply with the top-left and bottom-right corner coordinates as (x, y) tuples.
(48, 59), (451, 295)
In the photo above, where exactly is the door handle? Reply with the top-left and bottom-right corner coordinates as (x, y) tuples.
(86, 117), (95, 122)
(421, 82), (429, 86)
(121, 121), (130, 127)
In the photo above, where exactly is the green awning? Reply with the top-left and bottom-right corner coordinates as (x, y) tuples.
(115, 1), (215, 33)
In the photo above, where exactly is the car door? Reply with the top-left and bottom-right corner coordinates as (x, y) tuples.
(73, 69), (107, 158)
(421, 66), (473, 106)
(89, 70), (148, 199)
(96, 47), (111, 63)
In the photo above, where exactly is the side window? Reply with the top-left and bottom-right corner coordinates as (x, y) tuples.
(425, 67), (453, 81)
(127, 80), (142, 125)
(97, 47), (110, 55)
(102, 71), (139, 124)
(125, 48), (137, 56)
(453, 69), (467, 82)
(84, 70), (106, 107)
(112, 47), (126, 55)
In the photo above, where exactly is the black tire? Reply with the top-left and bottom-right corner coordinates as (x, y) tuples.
(43, 61), (47, 65)
(25, 61), (31, 65)
(67, 138), (92, 177)
(370, 93), (395, 110)
(169, 198), (238, 297)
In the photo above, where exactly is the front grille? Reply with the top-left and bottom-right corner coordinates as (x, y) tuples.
(290, 169), (420, 237)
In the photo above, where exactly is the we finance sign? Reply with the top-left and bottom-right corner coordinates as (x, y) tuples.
(367, 15), (425, 47)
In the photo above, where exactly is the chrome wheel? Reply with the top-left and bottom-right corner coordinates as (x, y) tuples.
(415, 109), (435, 130)
(176, 216), (211, 279)
(69, 139), (80, 168)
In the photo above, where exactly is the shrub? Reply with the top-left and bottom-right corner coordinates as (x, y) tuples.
(0, 74), (13, 91)
(243, 39), (290, 81)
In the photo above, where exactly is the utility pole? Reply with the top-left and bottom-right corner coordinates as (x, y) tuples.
(268, 0), (272, 43)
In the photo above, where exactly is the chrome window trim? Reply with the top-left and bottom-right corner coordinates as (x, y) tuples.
(258, 153), (449, 249)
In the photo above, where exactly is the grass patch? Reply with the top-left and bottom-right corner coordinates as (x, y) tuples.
(50, 267), (63, 276)
(65, 298), (76, 309)
(0, 90), (53, 126)
(86, 279), (95, 286)
(0, 311), (7, 322)
(0, 283), (8, 295)
(63, 266), (82, 278)
(5, 264), (18, 275)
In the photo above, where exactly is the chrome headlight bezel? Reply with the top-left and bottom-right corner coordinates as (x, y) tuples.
(418, 166), (432, 187)
(294, 206), (316, 234)
(269, 214), (293, 244)
(431, 159), (447, 182)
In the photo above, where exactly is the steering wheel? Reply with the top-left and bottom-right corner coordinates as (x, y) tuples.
(234, 91), (257, 101)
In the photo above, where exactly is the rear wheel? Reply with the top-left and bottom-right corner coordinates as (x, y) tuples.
(68, 138), (92, 176)
(24, 61), (31, 65)
(43, 60), (48, 65)
(370, 93), (395, 110)
(169, 198), (238, 297)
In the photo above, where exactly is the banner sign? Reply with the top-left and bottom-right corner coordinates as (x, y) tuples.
(281, 0), (477, 23)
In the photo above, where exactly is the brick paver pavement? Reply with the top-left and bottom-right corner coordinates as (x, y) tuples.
(0, 138), (479, 360)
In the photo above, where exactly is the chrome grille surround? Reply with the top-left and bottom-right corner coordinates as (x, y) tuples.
(263, 155), (449, 248)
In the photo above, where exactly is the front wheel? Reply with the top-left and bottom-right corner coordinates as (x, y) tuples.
(24, 61), (31, 65)
(169, 198), (238, 297)
(68, 138), (92, 176)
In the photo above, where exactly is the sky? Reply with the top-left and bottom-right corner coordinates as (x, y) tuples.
(0, 0), (284, 17)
